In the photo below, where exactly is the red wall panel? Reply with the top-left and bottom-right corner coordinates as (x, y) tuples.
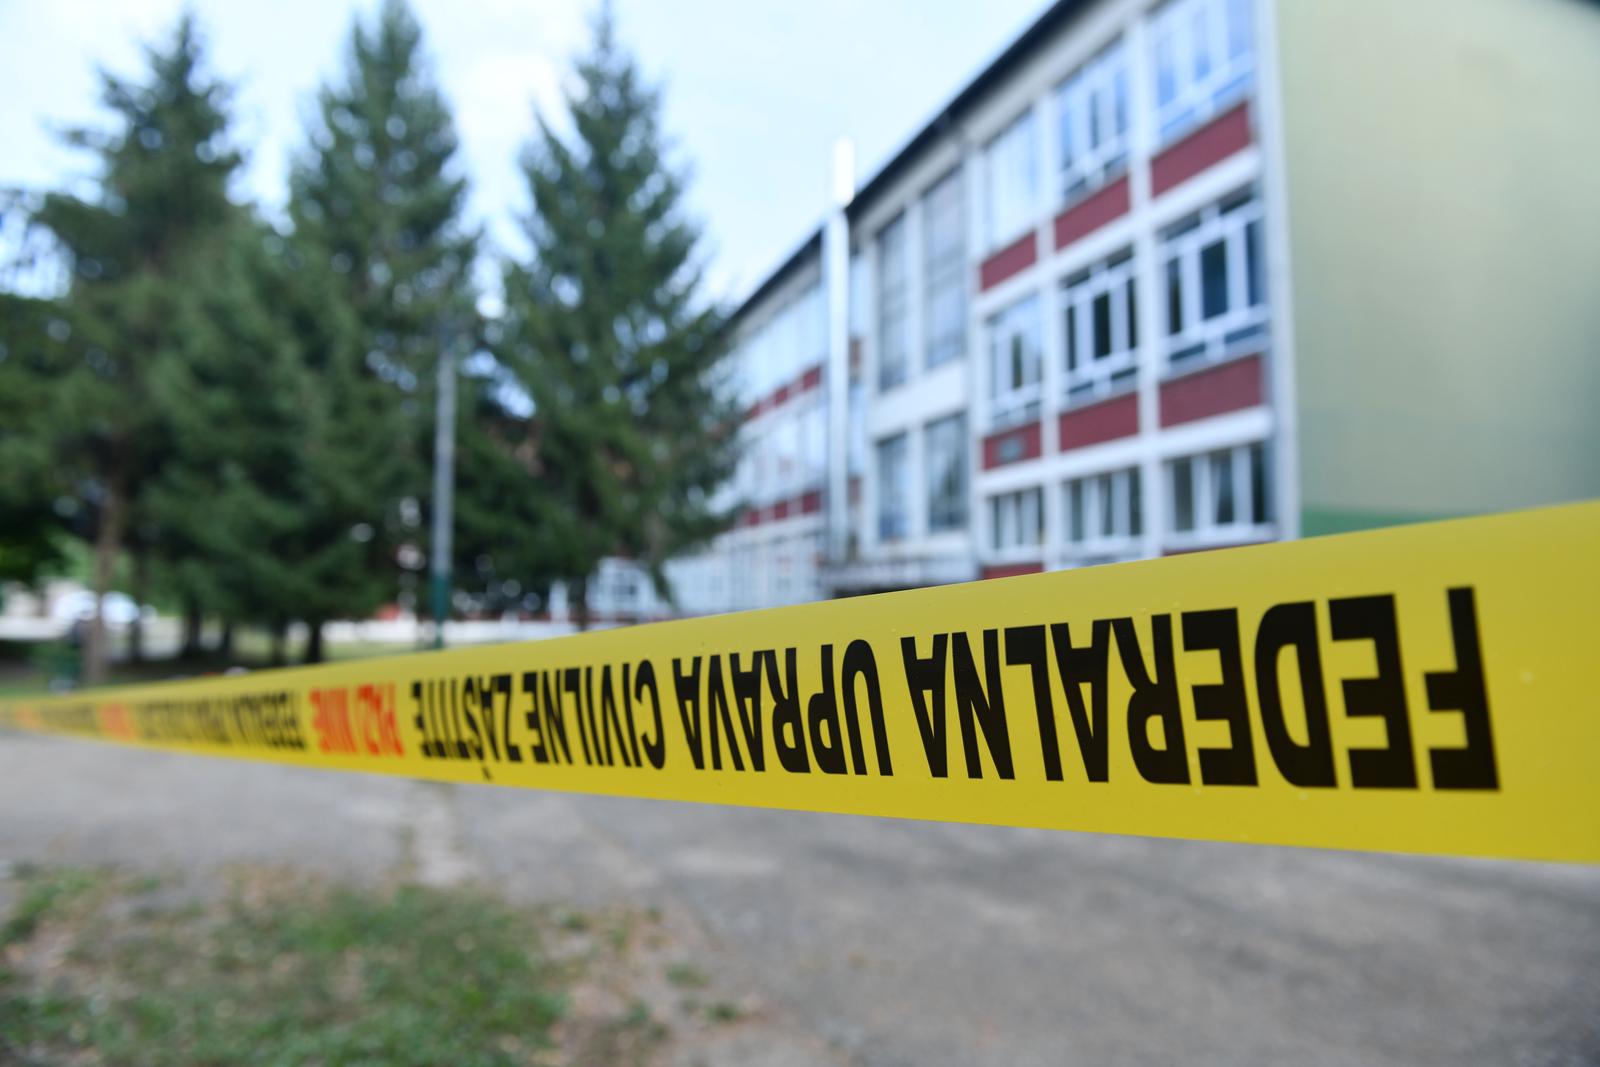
(1058, 392), (1139, 450)
(981, 421), (1043, 469)
(979, 232), (1039, 291)
(1158, 353), (1263, 427)
(1150, 102), (1253, 197)
(1054, 174), (1130, 250)
(981, 561), (1044, 580)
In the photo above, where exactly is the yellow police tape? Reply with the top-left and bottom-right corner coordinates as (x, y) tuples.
(2, 502), (1596, 863)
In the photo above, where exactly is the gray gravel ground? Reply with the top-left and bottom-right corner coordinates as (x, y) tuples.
(2, 731), (1597, 1066)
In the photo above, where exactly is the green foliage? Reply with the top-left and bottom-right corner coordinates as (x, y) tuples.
(0, 0), (741, 649)
(32, 12), (242, 490)
(289, 0), (478, 386)
(496, 10), (740, 621)
(286, 0), (482, 636)
(15, 14), (244, 679)
(0, 292), (71, 582)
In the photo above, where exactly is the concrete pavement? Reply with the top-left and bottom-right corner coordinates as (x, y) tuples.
(2, 732), (1596, 1066)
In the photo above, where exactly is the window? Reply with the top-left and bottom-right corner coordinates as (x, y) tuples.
(770, 410), (802, 498)
(991, 488), (1044, 552)
(1056, 39), (1129, 205)
(988, 294), (1042, 430)
(984, 109), (1038, 250)
(1161, 188), (1266, 368)
(1167, 441), (1271, 542)
(924, 413), (968, 533)
(876, 433), (909, 542)
(847, 381), (866, 479)
(922, 169), (966, 370)
(1150, 0), (1255, 145)
(801, 400), (827, 487)
(848, 252), (868, 340)
(877, 214), (910, 390)
(1065, 467), (1142, 555)
(1062, 250), (1138, 403)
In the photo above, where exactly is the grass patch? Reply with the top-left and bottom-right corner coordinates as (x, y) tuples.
(1, 864), (101, 946)
(1, 868), (567, 1067)
(664, 961), (709, 989)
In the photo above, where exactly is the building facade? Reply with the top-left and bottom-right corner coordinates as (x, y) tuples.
(592, 0), (1599, 622)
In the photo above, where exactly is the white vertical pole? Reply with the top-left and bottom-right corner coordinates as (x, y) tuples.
(824, 137), (854, 571)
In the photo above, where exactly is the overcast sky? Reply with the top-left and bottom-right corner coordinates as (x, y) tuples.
(0, 0), (1044, 302)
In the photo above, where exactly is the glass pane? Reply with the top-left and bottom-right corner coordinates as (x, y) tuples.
(1228, 0), (1253, 60)
(1201, 240), (1229, 319)
(1097, 474), (1115, 537)
(1156, 36), (1177, 107)
(1113, 67), (1128, 136)
(1173, 459), (1194, 532)
(1065, 304), (1078, 371)
(1093, 291), (1112, 359)
(1250, 442), (1270, 524)
(991, 497), (1005, 550)
(1211, 451), (1235, 525)
(989, 333), (1002, 396)
(1027, 490), (1043, 543)
(1126, 276), (1138, 349)
(1060, 93), (1075, 169)
(1129, 467), (1143, 536)
(1192, 8), (1212, 81)
(1246, 219), (1263, 306)
(1166, 258), (1183, 335)
(1069, 480), (1084, 543)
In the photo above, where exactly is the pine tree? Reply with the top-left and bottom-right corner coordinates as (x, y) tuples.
(498, 9), (739, 627)
(288, 0), (479, 650)
(28, 14), (243, 681)
(0, 291), (70, 587)
(145, 221), (318, 661)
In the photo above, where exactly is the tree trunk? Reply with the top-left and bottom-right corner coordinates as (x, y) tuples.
(181, 600), (203, 659)
(572, 576), (591, 632)
(269, 622), (287, 667)
(304, 620), (325, 664)
(127, 549), (148, 664)
(217, 621), (235, 659)
(84, 481), (126, 685)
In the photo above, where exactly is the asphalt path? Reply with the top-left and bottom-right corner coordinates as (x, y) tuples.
(2, 732), (1596, 1066)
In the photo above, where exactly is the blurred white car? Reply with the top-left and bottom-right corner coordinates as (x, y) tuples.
(50, 590), (149, 625)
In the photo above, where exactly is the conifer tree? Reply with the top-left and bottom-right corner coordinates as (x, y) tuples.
(0, 291), (69, 587)
(288, 0), (479, 647)
(498, 9), (739, 626)
(146, 222), (317, 661)
(28, 15), (242, 681)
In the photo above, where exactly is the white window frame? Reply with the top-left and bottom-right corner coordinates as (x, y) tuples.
(1150, 0), (1255, 147)
(1165, 440), (1272, 548)
(1056, 39), (1130, 207)
(922, 168), (966, 370)
(1062, 250), (1139, 405)
(876, 213), (910, 391)
(924, 412), (969, 534)
(987, 293), (1043, 431)
(1064, 466), (1142, 559)
(990, 487), (1045, 556)
(983, 108), (1039, 251)
(876, 433), (910, 543)
(1161, 188), (1267, 371)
